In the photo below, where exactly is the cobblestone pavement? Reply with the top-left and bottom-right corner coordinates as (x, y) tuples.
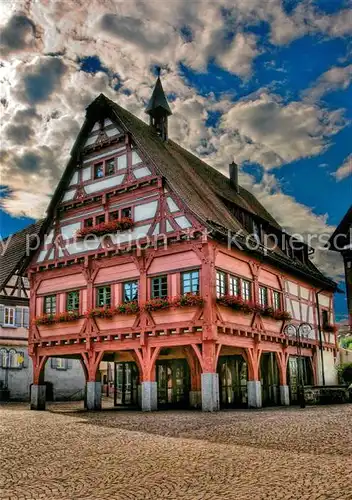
(1, 402), (351, 500)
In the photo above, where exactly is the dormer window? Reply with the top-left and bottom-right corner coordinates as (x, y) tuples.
(252, 221), (261, 242)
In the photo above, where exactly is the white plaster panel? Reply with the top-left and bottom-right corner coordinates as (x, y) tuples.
(134, 200), (158, 222)
(44, 230), (54, 245)
(300, 286), (310, 300)
(84, 135), (97, 146)
(82, 166), (91, 181)
(319, 294), (330, 307)
(166, 220), (173, 232)
(66, 239), (100, 254)
(133, 166), (151, 179)
(291, 300), (301, 320)
(152, 223), (160, 235)
(47, 249), (54, 260)
(287, 281), (299, 296)
(92, 122), (100, 132)
(104, 119), (113, 126)
(117, 154), (127, 170)
(62, 189), (76, 202)
(85, 174), (125, 193)
(83, 147), (125, 164)
(58, 248), (64, 257)
(308, 307), (314, 324)
(110, 224), (151, 245)
(61, 222), (81, 240)
(301, 303), (308, 322)
(69, 171), (79, 186)
(37, 250), (48, 263)
(106, 127), (120, 137)
(167, 197), (179, 212)
(132, 151), (142, 165)
(175, 216), (192, 229)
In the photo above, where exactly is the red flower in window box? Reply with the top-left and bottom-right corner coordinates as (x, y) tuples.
(76, 218), (134, 238)
(217, 295), (254, 313)
(116, 301), (140, 315)
(323, 323), (337, 333)
(85, 307), (115, 319)
(173, 293), (204, 307)
(272, 310), (292, 321)
(144, 297), (171, 312)
(34, 311), (80, 325)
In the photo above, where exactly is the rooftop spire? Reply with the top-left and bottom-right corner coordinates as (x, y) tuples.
(146, 69), (172, 140)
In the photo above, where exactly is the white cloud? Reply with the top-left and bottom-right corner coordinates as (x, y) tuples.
(333, 154), (352, 181)
(303, 64), (352, 102)
(0, 0), (350, 282)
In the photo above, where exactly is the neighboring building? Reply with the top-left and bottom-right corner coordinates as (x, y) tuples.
(26, 75), (339, 412)
(328, 205), (352, 326)
(0, 224), (85, 401)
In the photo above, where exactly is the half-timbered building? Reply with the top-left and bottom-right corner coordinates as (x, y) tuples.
(26, 75), (338, 411)
(0, 224), (85, 401)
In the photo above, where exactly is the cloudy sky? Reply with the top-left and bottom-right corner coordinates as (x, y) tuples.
(0, 0), (351, 319)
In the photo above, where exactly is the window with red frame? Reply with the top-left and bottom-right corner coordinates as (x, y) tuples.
(96, 214), (105, 225)
(94, 162), (104, 179)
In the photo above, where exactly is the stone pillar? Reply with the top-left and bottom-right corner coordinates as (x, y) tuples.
(141, 381), (157, 411)
(30, 384), (46, 411)
(86, 381), (102, 410)
(280, 385), (290, 406)
(189, 390), (202, 409)
(201, 373), (219, 412)
(247, 380), (262, 408)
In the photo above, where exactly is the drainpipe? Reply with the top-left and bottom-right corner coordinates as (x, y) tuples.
(315, 289), (325, 386)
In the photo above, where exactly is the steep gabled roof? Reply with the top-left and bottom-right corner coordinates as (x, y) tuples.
(43, 93), (336, 290)
(0, 220), (43, 290)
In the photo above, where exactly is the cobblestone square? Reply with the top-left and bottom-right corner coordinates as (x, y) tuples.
(0, 402), (351, 500)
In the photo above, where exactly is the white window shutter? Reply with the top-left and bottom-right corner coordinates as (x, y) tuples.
(0, 305), (4, 325)
(67, 359), (72, 369)
(51, 358), (57, 369)
(23, 307), (30, 328)
(15, 306), (22, 327)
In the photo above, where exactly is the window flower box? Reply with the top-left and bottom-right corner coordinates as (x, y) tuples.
(144, 297), (171, 312)
(272, 310), (292, 321)
(173, 294), (204, 307)
(85, 307), (115, 319)
(115, 301), (140, 315)
(216, 295), (254, 314)
(34, 311), (80, 325)
(76, 218), (134, 238)
(323, 324), (337, 333)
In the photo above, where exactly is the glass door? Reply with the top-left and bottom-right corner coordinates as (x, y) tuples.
(156, 359), (190, 408)
(218, 356), (247, 408)
(114, 362), (139, 406)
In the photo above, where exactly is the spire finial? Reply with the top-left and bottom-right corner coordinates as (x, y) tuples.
(145, 69), (172, 141)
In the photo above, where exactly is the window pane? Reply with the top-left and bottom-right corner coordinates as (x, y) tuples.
(273, 291), (281, 310)
(4, 307), (15, 326)
(121, 207), (132, 219)
(44, 295), (56, 314)
(84, 218), (93, 228)
(67, 291), (79, 311)
(106, 159), (115, 176)
(259, 286), (268, 307)
(241, 280), (251, 301)
(94, 162), (104, 179)
(229, 276), (239, 296)
(97, 286), (111, 307)
(109, 211), (119, 221)
(123, 281), (138, 302)
(182, 270), (199, 294)
(152, 276), (168, 298)
(216, 271), (226, 297)
(96, 215), (105, 225)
